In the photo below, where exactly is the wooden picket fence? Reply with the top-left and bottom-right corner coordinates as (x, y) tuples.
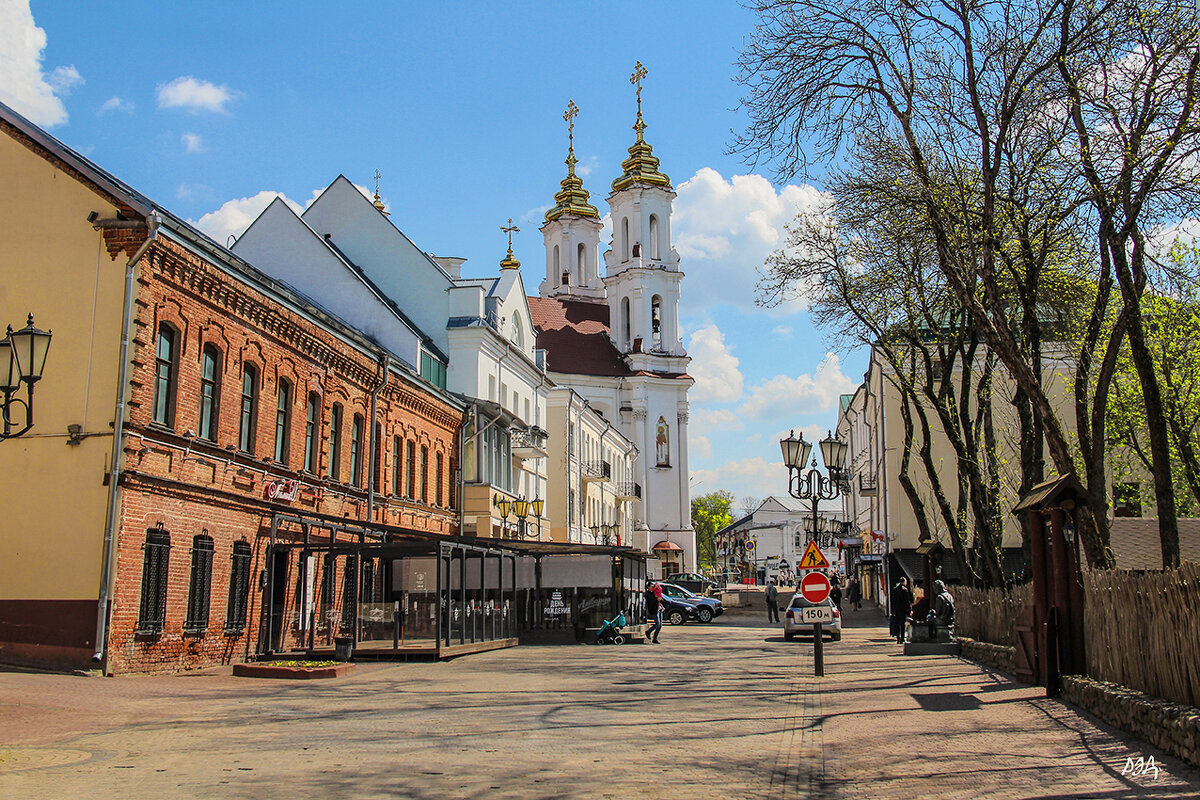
(1083, 564), (1200, 709)
(954, 583), (1033, 648)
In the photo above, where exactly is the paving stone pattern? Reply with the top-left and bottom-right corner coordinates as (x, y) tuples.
(1, 608), (1197, 799)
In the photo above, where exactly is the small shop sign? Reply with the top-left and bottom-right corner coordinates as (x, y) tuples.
(265, 478), (300, 502)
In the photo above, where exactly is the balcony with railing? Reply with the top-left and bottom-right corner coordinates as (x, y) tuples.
(616, 481), (642, 501)
(582, 460), (612, 483)
(511, 426), (548, 460)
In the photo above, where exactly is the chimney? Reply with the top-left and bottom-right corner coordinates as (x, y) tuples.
(430, 255), (466, 279)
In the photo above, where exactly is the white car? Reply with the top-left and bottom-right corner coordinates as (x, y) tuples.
(783, 594), (842, 641)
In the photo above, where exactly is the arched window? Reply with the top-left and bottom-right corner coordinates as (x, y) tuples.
(621, 297), (631, 348)
(649, 215), (660, 259)
(651, 295), (663, 350)
(238, 364), (258, 454)
(330, 403), (343, 480)
(274, 378), (291, 464)
(198, 344), (220, 441)
(622, 217), (630, 261)
(304, 392), (320, 474)
(350, 414), (364, 487)
(577, 242), (587, 283)
(512, 314), (524, 349)
(153, 325), (177, 427)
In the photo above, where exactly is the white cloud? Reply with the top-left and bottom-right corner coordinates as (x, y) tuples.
(739, 352), (856, 421)
(193, 191), (303, 245)
(690, 456), (789, 502)
(673, 168), (830, 312)
(47, 65), (82, 94)
(688, 323), (744, 403)
(99, 96), (134, 114)
(181, 133), (204, 153)
(772, 325), (793, 337)
(0, 1), (72, 126)
(156, 76), (235, 114)
(690, 435), (712, 460)
(577, 155), (600, 178)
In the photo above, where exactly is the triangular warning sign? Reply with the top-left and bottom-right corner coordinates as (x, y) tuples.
(798, 540), (830, 570)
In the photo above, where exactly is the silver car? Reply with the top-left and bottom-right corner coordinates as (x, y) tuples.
(783, 594), (842, 641)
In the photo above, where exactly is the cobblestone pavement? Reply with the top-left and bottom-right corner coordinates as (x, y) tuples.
(2, 608), (1198, 799)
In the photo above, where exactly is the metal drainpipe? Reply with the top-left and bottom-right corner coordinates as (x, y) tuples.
(93, 214), (160, 665)
(367, 354), (390, 525)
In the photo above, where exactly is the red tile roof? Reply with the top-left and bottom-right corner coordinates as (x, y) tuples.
(528, 296), (630, 377)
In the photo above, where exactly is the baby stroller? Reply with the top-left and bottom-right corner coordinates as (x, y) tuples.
(594, 611), (627, 645)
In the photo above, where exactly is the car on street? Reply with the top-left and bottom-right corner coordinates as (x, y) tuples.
(783, 594), (842, 641)
(659, 582), (724, 624)
(665, 572), (717, 593)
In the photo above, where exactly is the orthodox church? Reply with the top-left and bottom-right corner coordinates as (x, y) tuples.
(528, 64), (696, 573)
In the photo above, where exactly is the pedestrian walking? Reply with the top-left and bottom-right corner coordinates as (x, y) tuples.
(645, 580), (663, 643)
(890, 577), (913, 644)
(847, 577), (861, 611)
(765, 580), (779, 623)
(830, 582), (842, 611)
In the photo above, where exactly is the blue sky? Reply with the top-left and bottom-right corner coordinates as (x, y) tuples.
(2, 0), (866, 509)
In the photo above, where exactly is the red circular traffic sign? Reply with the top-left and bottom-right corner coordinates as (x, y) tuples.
(799, 572), (831, 604)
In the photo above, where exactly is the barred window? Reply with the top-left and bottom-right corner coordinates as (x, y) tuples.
(184, 534), (215, 633)
(225, 541), (252, 632)
(153, 325), (177, 427)
(198, 345), (220, 441)
(137, 528), (171, 635)
(341, 555), (358, 631)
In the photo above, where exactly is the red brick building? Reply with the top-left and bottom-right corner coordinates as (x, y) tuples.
(0, 101), (468, 674)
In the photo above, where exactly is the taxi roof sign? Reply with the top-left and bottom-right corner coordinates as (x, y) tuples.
(798, 540), (831, 570)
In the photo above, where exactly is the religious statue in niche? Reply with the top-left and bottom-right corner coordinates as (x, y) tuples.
(656, 416), (670, 466)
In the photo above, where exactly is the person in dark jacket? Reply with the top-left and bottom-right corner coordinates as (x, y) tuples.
(847, 578), (862, 611)
(830, 582), (843, 611)
(890, 577), (913, 643)
(765, 580), (779, 623)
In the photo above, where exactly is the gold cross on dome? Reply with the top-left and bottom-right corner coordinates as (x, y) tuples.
(501, 218), (520, 250)
(373, 169), (382, 194)
(564, 100), (579, 149)
(631, 61), (648, 108)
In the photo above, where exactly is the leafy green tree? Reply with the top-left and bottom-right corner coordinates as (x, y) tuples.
(691, 491), (735, 570)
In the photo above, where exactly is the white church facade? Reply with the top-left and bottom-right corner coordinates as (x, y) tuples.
(529, 70), (696, 574)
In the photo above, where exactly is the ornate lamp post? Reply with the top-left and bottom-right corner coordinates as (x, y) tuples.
(781, 429), (849, 549)
(530, 498), (544, 540)
(513, 497), (531, 540)
(1, 315), (53, 442)
(494, 495), (513, 538)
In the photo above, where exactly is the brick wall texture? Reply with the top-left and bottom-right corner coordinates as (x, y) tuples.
(105, 235), (463, 674)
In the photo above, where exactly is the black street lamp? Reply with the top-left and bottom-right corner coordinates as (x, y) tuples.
(1, 314), (53, 442)
(781, 429), (849, 547)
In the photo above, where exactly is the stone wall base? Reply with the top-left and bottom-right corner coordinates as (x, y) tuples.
(957, 636), (1016, 675)
(1062, 676), (1200, 769)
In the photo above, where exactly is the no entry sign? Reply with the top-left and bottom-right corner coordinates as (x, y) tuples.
(799, 571), (831, 604)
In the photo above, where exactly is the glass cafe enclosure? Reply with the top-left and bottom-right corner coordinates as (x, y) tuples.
(260, 514), (646, 658)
